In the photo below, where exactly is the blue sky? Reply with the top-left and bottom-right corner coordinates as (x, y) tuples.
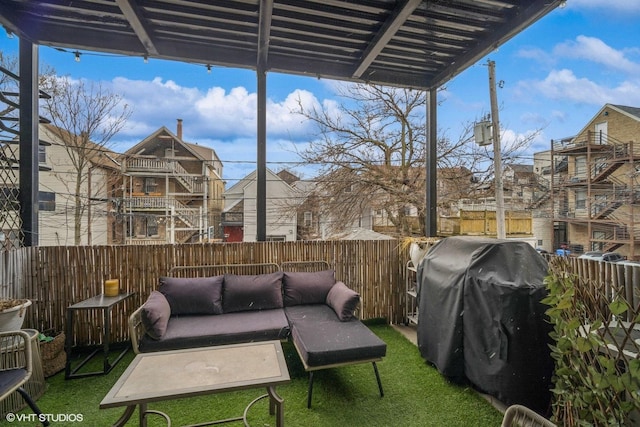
(1, 0), (639, 183)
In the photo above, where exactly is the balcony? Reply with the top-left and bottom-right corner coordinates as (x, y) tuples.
(3, 242), (640, 425)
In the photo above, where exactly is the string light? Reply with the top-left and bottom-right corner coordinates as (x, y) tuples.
(206, 64), (211, 74)
(143, 54), (148, 64)
(6, 31), (14, 39)
(74, 51), (81, 62)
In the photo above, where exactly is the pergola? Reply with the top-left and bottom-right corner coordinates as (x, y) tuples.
(0, 0), (561, 243)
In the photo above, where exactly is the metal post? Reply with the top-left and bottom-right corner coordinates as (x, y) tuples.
(488, 60), (506, 239)
(18, 39), (39, 246)
(425, 90), (438, 237)
(256, 67), (267, 241)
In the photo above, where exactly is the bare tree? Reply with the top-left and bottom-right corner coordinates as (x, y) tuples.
(41, 76), (131, 245)
(295, 83), (541, 237)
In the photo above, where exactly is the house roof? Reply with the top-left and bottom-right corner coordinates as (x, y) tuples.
(223, 167), (297, 212)
(570, 103), (640, 144)
(40, 123), (121, 170)
(610, 104), (640, 121)
(506, 164), (533, 174)
(0, 1), (561, 91)
(125, 126), (208, 161)
(328, 227), (395, 241)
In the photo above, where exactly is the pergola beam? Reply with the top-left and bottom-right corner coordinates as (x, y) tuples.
(352, 0), (422, 79)
(115, 0), (159, 56)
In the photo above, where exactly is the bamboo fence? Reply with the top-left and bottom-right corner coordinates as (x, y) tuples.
(3, 241), (638, 347)
(0, 240), (407, 346)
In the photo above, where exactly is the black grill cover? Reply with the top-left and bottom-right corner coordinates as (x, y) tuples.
(416, 236), (552, 413)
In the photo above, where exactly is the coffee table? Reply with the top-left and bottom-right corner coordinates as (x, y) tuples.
(100, 341), (290, 427)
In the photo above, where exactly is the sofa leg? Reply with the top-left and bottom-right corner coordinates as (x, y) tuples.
(307, 372), (315, 409)
(372, 362), (384, 398)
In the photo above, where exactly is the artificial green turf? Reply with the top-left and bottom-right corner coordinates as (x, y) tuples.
(24, 325), (503, 426)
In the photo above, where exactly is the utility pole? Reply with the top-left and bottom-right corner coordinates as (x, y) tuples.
(488, 60), (506, 239)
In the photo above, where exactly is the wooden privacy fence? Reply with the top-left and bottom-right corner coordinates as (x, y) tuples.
(0, 240), (407, 346)
(439, 210), (533, 236)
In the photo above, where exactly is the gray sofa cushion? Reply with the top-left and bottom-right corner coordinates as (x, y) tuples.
(141, 291), (171, 340)
(326, 281), (360, 321)
(159, 275), (224, 315)
(139, 309), (290, 353)
(285, 305), (386, 367)
(283, 270), (336, 306)
(223, 272), (284, 313)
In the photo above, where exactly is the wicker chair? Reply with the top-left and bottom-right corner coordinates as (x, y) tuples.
(0, 330), (49, 426)
(501, 405), (556, 427)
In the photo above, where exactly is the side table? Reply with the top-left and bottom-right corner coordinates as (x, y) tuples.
(65, 293), (134, 379)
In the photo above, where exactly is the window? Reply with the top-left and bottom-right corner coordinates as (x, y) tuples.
(575, 189), (586, 209)
(304, 212), (312, 227)
(38, 191), (55, 211)
(266, 235), (286, 241)
(575, 156), (587, 177)
(144, 178), (157, 193)
(38, 145), (46, 164)
(146, 217), (158, 236)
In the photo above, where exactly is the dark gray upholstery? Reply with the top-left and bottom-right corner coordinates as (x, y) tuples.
(223, 272), (284, 313)
(159, 275), (224, 315)
(283, 270), (335, 306)
(285, 305), (387, 367)
(139, 309), (290, 353)
(140, 291), (171, 339)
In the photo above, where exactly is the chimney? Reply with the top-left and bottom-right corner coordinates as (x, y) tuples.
(177, 118), (183, 140)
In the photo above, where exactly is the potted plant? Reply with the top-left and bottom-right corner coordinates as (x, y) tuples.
(0, 298), (32, 331)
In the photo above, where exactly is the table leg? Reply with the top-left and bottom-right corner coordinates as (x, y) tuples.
(139, 403), (147, 427)
(103, 307), (111, 373)
(111, 405), (135, 427)
(267, 386), (284, 427)
(64, 309), (74, 379)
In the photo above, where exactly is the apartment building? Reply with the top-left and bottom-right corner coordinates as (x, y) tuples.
(547, 104), (640, 258)
(119, 120), (224, 244)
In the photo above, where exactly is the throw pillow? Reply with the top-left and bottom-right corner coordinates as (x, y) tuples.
(159, 275), (224, 315)
(141, 291), (171, 340)
(223, 271), (284, 313)
(326, 281), (360, 321)
(282, 270), (336, 306)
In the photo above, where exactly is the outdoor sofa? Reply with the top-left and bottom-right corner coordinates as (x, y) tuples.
(129, 262), (386, 407)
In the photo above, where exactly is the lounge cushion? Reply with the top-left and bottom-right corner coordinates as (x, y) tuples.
(326, 281), (360, 321)
(139, 309), (290, 353)
(140, 291), (171, 340)
(223, 272), (284, 313)
(283, 270), (336, 306)
(285, 305), (386, 367)
(159, 276), (224, 315)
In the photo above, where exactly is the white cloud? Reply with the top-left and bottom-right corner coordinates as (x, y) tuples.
(109, 77), (322, 145)
(566, 0), (640, 14)
(554, 36), (640, 74)
(516, 47), (555, 68)
(517, 69), (640, 106)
